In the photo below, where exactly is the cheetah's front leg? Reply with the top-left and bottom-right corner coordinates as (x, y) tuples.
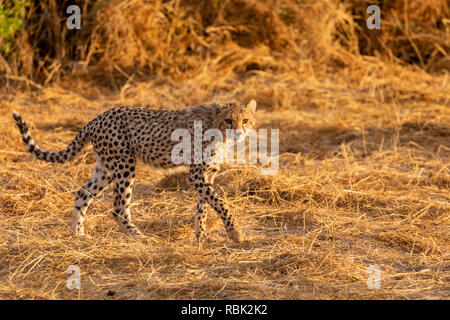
(189, 165), (243, 243)
(194, 166), (219, 242)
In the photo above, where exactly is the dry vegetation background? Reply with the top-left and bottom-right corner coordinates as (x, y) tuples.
(0, 0), (449, 299)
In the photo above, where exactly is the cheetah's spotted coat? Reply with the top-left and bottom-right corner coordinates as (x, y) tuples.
(12, 101), (257, 243)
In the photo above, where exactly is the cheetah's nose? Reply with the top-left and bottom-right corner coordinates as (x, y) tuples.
(234, 130), (243, 139)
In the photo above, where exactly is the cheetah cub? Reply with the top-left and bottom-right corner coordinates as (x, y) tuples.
(12, 100), (257, 243)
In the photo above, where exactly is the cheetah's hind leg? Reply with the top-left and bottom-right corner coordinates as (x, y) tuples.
(195, 198), (207, 243)
(111, 157), (146, 239)
(72, 156), (112, 237)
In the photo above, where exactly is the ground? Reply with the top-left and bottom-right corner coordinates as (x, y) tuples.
(0, 67), (448, 299)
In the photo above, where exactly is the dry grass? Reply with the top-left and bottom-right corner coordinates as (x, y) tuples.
(0, 0), (449, 299)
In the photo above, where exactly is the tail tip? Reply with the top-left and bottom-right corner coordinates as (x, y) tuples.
(12, 110), (21, 120)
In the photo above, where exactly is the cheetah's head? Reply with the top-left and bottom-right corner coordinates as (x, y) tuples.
(215, 100), (257, 140)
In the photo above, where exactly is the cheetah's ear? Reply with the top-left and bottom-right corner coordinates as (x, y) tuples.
(246, 100), (257, 114)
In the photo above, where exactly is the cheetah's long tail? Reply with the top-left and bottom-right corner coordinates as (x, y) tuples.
(12, 110), (91, 163)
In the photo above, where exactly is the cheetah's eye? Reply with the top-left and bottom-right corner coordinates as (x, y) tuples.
(224, 119), (232, 125)
(242, 119), (248, 124)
